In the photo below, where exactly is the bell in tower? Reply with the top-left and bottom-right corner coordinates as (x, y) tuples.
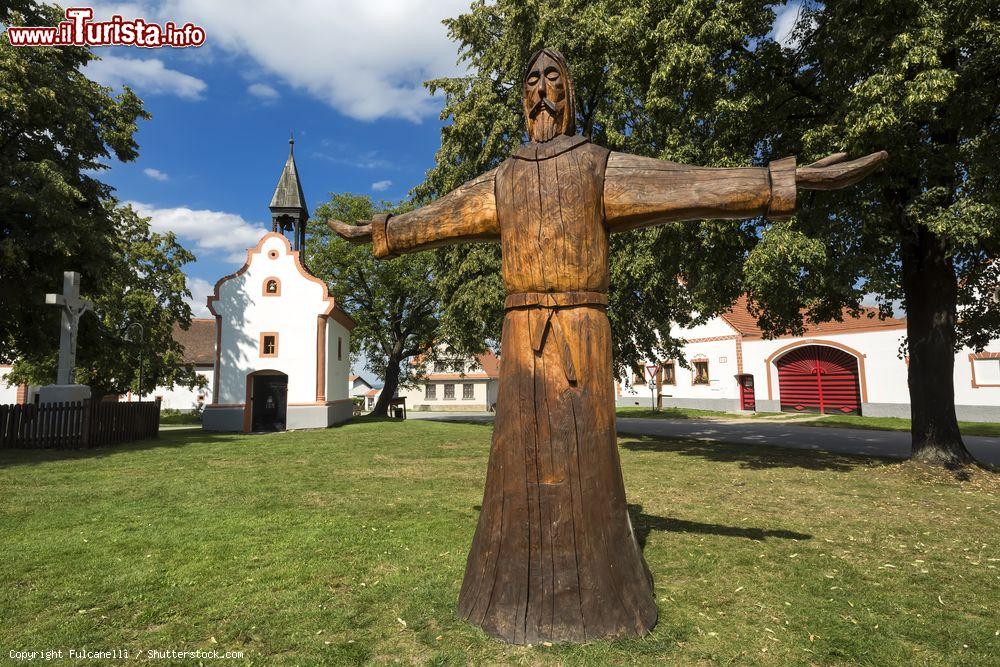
(269, 133), (310, 264)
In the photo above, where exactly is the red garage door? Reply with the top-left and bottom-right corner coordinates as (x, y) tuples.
(776, 345), (862, 415)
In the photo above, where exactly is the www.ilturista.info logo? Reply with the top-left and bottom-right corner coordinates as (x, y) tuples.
(4, 7), (206, 48)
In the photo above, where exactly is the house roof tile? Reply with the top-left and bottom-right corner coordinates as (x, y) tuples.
(719, 295), (906, 339)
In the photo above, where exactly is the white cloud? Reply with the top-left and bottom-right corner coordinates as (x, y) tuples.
(185, 276), (214, 317)
(84, 54), (207, 99)
(129, 201), (268, 258)
(143, 167), (170, 181)
(247, 82), (279, 100)
(157, 0), (470, 121)
(771, 2), (813, 49)
(371, 179), (392, 192)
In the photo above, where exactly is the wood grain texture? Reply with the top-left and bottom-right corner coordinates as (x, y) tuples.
(378, 168), (499, 258)
(603, 152), (796, 232)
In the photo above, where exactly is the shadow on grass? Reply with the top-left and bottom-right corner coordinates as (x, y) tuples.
(0, 414), (397, 468)
(469, 504), (812, 546)
(0, 429), (258, 469)
(619, 433), (896, 473)
(627, 504), (811, 549)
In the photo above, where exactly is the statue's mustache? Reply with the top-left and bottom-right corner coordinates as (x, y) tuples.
(529, 97), (559, 119)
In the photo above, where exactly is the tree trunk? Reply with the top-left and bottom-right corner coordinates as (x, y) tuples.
(900, 226), (975, 465)
(371, 356), (401, 417)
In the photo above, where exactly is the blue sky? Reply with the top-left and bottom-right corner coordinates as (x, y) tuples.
(78, 0), (474, 322)
(70, 1), (808, 378)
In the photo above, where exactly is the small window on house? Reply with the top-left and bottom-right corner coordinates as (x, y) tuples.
(463, 383), (474, 400)
(434, 361), (446, 373)
(263, 278), (280, 296)
(261, 333), (278, 357)
(337, 337), (343, 361)
(693, 359), (710, 385)
(632, 363), (646, 385)
(443, 383), (455, 400)
(425, 384), (436, 400)
(663, 362), (676, 385)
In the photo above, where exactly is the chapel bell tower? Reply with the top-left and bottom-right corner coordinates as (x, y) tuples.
(269, 133), (310, 264)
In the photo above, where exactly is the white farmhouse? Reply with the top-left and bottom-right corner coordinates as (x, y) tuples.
(202, 138), (356, 432)
(399, 348), (500, 412)
(618, 296), (1000, 421)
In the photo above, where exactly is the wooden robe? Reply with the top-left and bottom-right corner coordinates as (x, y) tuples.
(367, 132), (797, 644)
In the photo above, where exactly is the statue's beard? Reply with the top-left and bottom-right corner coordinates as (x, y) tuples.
(529, 100), (562, 143)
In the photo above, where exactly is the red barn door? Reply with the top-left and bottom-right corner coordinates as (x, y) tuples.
(776, 345), (862, 415)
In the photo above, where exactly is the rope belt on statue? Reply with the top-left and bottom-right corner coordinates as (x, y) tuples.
(503, 291), (608, 384)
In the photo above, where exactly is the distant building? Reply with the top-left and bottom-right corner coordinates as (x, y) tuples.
(349, 374), (375, 397)
(202, 138), (357, 432)
(618, 296), (1000, 421)
(201, 233), (356, 431)
(399, 348), (500, 412)
(362, 387), (381, 411)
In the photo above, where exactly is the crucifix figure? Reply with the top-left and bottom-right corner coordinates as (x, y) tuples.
(328, 48), (887, 644)
(45, 271), (93, 385)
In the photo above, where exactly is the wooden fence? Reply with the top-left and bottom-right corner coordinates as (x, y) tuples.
(0, 398), (161, 449)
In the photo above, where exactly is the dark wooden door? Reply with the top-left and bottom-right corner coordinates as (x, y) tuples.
(251, 375), (288, 431)
(776, 346), (861, 415)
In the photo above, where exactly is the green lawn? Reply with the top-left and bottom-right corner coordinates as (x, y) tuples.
(1, 421), (997, 665)
(616, 406), (1000, 437)
(158, 409), (202, 425)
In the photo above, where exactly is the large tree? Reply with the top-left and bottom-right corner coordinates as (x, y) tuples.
(1, 2), (149, 356)
(746, 1), (1000, 464)
(7, 203), (203, 398)
(308, 194), (444, 416)
(2, 3), (203, 398)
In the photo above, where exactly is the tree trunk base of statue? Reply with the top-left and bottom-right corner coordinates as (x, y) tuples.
(457, 572), (657, 645)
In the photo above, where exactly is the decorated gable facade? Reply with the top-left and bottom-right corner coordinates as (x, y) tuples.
(203, 233), (355, 431)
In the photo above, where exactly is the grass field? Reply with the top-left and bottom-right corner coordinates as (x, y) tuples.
(616, 406), (1000, 437)
(158, 409), (202, 425)
(1, 421), (998, 665)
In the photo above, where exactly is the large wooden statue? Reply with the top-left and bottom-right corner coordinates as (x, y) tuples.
(328, 48), (886, 644)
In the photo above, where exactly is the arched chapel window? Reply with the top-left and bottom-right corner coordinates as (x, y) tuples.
(263, 278), (281, 296)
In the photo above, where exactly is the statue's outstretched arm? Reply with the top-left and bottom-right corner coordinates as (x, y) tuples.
(603, 151), (887, 233)
(325, 168), (500, 258)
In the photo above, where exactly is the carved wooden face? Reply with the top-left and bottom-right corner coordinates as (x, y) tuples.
(524, 51), (570, 143)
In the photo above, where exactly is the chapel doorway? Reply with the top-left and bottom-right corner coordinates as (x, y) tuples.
(246, 371), (288, 432)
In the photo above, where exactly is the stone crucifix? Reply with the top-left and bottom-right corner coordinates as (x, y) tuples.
(328, 48), (887, 644)
(45, 271), (93, 385)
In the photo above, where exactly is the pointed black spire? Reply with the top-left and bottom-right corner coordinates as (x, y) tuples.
(270, 134), (308, 218)
(269, 134), (309, 260)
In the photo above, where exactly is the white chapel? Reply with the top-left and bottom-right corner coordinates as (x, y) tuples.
(202, 138), (356, 432)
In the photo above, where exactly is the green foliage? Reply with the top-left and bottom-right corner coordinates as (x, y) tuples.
(749, 0), (1000, 347)
(416, 0), (794, 372)
(307, 194), (442, 390)
(1, 2), (151, 357)
(7, 204), (203, 397)
(1, 4), (200, 397)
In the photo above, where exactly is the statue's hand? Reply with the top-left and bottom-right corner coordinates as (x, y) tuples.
(325, 218), (373, 244)
(796, 151), (889, 190)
